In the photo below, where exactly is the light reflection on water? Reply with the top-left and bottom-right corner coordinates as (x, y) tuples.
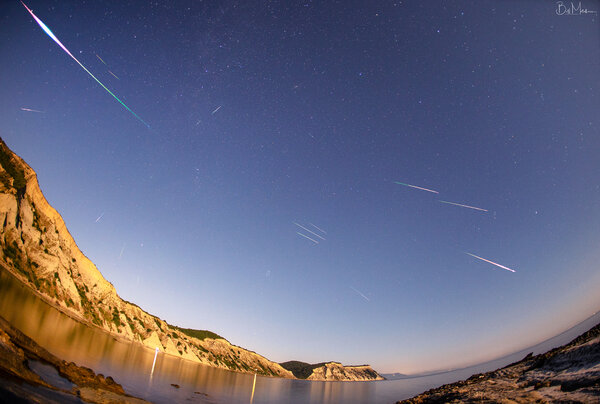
(1, 268), (597, 404)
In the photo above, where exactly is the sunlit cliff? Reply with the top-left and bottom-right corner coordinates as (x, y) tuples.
(0, 138), (382, 381)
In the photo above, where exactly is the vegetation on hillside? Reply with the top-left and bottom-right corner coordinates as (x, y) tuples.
(279, 361), (328, 379)
(174, 326), (223, 341)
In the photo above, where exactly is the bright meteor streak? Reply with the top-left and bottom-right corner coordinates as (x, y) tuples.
(21, 107), (44, 113)
(394, 181), (439, 194)
(296, 232), (319, 244)
(294, 222), (325, 240)
(466, 252), (516, 273)
(21, 2), (149, 128)
(438, 200), (488, 212)
(309, 223), (327, 234)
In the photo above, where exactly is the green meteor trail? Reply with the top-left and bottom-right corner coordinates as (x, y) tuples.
(21, 1), (149, 128)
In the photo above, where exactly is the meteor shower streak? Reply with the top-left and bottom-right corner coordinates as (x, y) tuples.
(466, 252), (516, 273)
(350, 286), (370, 302)
(293, 222), (325, 240)
(438, 200), (488, 212)
(20, 107), (44, 113)
(296, 232), (319, 244)
(394, 181), (439, 194)
(21, 2), (149, 128)
(309, 223), (327, 234)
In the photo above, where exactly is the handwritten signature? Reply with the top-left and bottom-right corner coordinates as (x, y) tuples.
(556, 1), (597, 15)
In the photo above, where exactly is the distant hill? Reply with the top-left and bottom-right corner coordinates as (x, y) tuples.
(381, 372), (409, 380)
(280, 361), (328, 379)
(281, 361), (384, 381)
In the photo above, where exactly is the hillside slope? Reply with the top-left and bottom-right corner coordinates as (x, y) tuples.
(0, 138), (293, 378)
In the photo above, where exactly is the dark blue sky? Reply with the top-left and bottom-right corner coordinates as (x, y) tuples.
(1, 0), (599, 373)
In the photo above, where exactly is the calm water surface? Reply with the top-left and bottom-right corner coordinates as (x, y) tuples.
(0, 269), (597, 404)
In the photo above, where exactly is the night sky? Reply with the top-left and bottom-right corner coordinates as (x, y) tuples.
(1, 0), (599, 374)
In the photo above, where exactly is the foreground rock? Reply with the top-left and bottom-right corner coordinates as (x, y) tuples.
(398, 322), (600, 403)
(0, 314), (148, 403)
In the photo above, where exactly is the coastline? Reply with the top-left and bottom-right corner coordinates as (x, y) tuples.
(0, 138), (382, 382)
(0, 313), (149, 403)
(396, 321), (600, 403)
(0, 263), (285, 379)
(0, 263), (384, 383)
(2, 259), (599, 402)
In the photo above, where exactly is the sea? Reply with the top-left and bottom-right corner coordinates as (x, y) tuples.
(1, 268), (598, 404)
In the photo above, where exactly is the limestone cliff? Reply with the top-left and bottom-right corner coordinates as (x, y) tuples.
(281, 360), (384, 381)
(307, 362), (385, 381)
(0, 138), (292, 379)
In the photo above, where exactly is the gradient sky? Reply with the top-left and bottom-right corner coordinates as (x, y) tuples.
(1, 0), (599, 374)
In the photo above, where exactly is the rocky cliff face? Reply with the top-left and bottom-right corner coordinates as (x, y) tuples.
(0, 138), (292, 379)
(281, 360), (384, 381)
(307, 362), (385, 381)
(0, 138), (385, 382)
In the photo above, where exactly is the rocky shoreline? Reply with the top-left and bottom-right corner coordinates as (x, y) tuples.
(0, 314), (148, 403)
(398, 321), (600, 403)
